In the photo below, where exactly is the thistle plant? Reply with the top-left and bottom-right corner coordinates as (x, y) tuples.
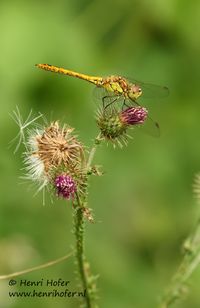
(11, 101), (148, 308)
(160, 174), (200, 308)
(22, 120), (85, 198)
(97, 105), (148, 146)
(9, 67), (200, 308)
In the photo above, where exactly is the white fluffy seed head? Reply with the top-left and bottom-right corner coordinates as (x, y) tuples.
(21, 121), (84, 197)
(22, 136), (49, 194)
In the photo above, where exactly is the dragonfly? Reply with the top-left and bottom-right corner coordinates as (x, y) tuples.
(36, 63), (169, 135)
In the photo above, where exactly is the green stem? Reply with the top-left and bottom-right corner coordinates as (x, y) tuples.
(86, 133), (103, 171)
(160, 219), (200, 307)
(74, 194), (92, 308)
(73, 134), (103, 308)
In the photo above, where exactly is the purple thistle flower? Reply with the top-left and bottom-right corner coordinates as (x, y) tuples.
(55, 174), (77, 200)
(120, 107), (148, 126)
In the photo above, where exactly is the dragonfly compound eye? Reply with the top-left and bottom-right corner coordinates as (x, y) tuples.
(129, 85), (143, 99)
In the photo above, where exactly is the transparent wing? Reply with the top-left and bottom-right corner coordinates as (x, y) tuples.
(141, 116), (160, 137)
(127, 77), (169, 99)
(93, 86), (149, 110)
(93, 86), (125, 107)
(93, 89), (160, 137)
(93, 86), (116, 101)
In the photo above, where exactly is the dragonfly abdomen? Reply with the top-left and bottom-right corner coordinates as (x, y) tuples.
(36, 64), (102, 85)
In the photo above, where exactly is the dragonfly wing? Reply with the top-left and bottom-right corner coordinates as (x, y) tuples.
(127, 77), (169, 99)
(93, 86), (115, 101)
(130, 113), (160, 137)
(141, 116), (160, 137)
(126, 97), (160, 137)
(93, 86), (126, 107)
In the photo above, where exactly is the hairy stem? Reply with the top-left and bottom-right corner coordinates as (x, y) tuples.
(74, 195), (92, 308)
(86, 133), (103, 171)
(160, 219), (200, 307)
(73, 134), (103, 308)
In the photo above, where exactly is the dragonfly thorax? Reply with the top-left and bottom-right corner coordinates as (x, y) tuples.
(102, 76), (142, 100)
(102, 76), (129, 96)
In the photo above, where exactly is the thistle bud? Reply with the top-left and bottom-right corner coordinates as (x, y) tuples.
(96, 106), (148, 144)
(120, 107), (148, 125)
(55, 174), (77, 199)
(96, 108), (126, 140)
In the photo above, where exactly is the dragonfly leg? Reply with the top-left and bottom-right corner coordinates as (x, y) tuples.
(130, 98), (141, 107)
(102, 96), (118, 110)
(122, 99), (131, 109)
(102, 96), (107, 109)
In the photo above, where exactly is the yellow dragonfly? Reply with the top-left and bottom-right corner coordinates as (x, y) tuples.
(36, 64), (168, 105)
(36, 63), (169, 135)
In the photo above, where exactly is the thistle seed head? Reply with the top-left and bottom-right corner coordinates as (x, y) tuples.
(33, 121), (84, 173)
(23, 121), (85, 196)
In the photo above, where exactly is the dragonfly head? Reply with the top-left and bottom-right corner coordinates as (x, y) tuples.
(129, 84), (142, 100)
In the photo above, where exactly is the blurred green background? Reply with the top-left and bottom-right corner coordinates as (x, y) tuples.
(1, 0), (200, 307)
